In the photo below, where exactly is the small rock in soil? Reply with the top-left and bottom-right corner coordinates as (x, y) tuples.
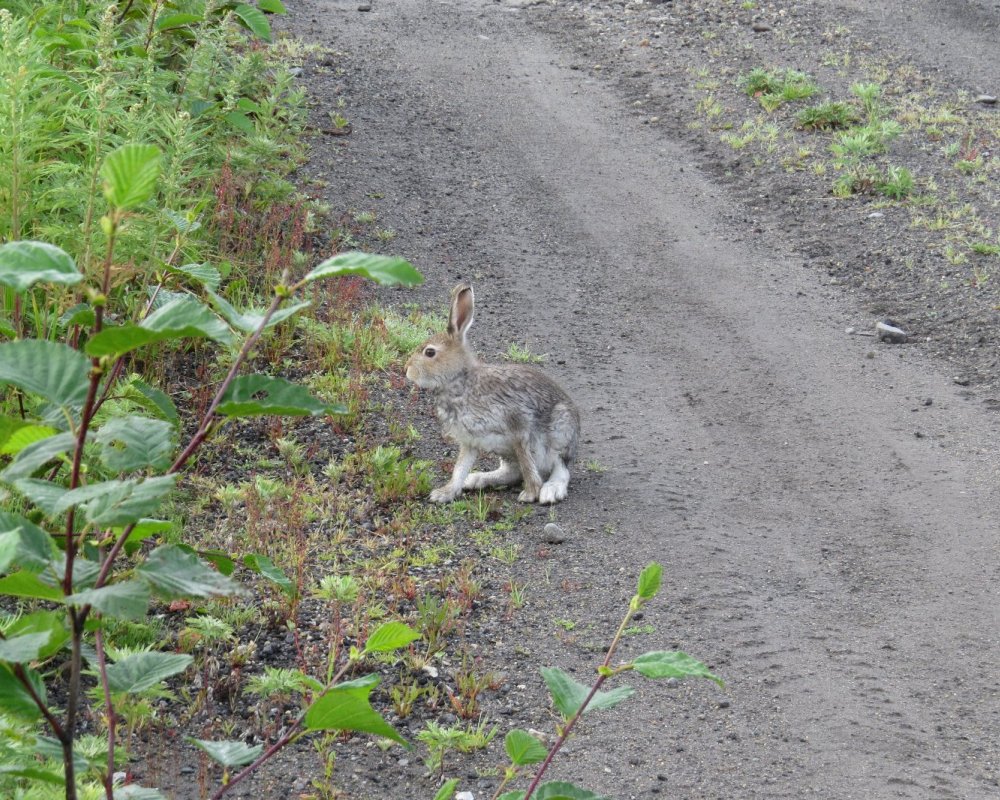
(752, 22), (773, 32)
(543, 522), (566, 543)
(975, 94), (997, 105)
(357, 3), (372, 11)
(876, 320), (908, 343)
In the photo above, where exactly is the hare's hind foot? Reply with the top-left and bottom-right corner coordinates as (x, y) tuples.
(464, 458), (521, 490)
(538, 460), (570, 504)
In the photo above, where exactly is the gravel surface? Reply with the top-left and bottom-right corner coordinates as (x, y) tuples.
(144, 2), (1000, 798)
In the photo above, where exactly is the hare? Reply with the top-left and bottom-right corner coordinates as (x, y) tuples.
(405, 284), (580, 504)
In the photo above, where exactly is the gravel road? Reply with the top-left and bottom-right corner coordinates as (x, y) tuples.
(272, 2), (1000, 797)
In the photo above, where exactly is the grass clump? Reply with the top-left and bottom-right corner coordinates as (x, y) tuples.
(739, 67), (819, 111)
(797, 101), (858, 131)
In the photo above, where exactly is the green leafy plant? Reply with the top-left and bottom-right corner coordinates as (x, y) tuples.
(0, 141), (422, 799)
(796, 101), (858, 131)
(878, 165), (915, 199)
(738, 67), (818, 111)
(438, 563), (722, 800)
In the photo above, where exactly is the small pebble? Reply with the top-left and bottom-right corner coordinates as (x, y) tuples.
(751, 22), (773, 32)
(975, 94), (997, 105)
(543, 522), (566, 543)
(357, 3), (372, 10)
(876, 320), (908, 344)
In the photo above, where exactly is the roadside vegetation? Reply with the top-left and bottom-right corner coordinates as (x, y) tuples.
(0, 2), (720, 799)
(682, 6), (1000, 292)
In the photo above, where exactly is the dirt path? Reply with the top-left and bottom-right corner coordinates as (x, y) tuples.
(287, 1), (1000, 797)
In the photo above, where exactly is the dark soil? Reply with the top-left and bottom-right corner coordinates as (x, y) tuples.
(138, 1), (1000, 798)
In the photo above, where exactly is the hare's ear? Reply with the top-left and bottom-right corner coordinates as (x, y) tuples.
(448, 284), (475, 343)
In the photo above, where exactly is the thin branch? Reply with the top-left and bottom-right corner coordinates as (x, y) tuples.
(95, 629), (117, 800)
(12, 662), (67, 743)
(169, 288), (286, 474)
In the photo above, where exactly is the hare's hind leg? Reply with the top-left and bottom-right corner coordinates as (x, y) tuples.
(512, 439), (544, 503)
(464, 458), (521, 490)
(539, 457), (570, 504)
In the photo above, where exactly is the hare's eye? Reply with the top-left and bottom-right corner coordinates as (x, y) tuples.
(423, 346), (437, 358)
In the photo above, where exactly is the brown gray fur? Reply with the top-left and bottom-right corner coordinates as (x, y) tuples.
(405, 284), (580, 504)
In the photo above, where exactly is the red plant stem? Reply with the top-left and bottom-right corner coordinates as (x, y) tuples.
(12, 662), (66, 742)
(208, 719), (304, 800)
(521, 674), (609, 800)
(211, 651), (358, 799)
(521, 604), (638, 800)
(95, 629), (117, 800)
(169, 290), (285, 474)
(95, 279), (289, 589)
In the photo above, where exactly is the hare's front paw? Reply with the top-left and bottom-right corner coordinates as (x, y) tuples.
(538, 483), (568, 504)
(430, 485), (460, 503)
(517, 487), (539, 503)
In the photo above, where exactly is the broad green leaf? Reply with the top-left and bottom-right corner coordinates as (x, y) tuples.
(363, 621), (420, 654)
(534, 782), (610, 800)
(0, 530), (21, 574)
(59, 302), (95, 330)
(166, 262), (220, 291)
(0, 571), (64, 602)
(143, 295), (231, 343)
(0, 241), (82, 292)
(258, 0), (287, 13)
(94, 416), (176, 473)
(217, 375), (340, 417)
(101, 144), (162, 212)
(504, 729), (547, 766)
(303, 252), (423, 287)
(0, 417), (31, 453)
(188, 738), (262, 767)
(224, 110), (256, 135)
(0, 766), (62, 785)
(304, 673), (408, 746)
(433, 779), (460, 800)
(206, 290), (310, 333)
(631, 651), (724, 687)
(540, 667), (634, 720)
(121, 519), (176, 555)
(56, 475), (177, 527)
(0, 431), (74, 482)
(64, 557), (101, 592)
(0, 423), (58, 456)
(35, 736), (90, 772)
(0, 631), (51, 663)
(0, 340), (90, 411)
(232, 4), (271, 40)
(200, 549), (235, 576)
(3, 611), (69, 660)
(137, 544), (243, 599)
(243, 553), (294, 597)
(236, 98), (261, 114)
(105, 651), (192, 694)
(636, 562), (662, 601)
(66, 580), (150, 620)
(0, 511), (56, 568)
(86, 296), (233, 357)
(122, 377), (179, 426)
(156, 12), (202, 30)
(0, 664), (46, 720)
(163, 209), (202, 235)
(10, 479), (67, 517)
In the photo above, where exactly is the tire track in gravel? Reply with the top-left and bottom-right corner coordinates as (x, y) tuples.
(289, 2), (1000, 797)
